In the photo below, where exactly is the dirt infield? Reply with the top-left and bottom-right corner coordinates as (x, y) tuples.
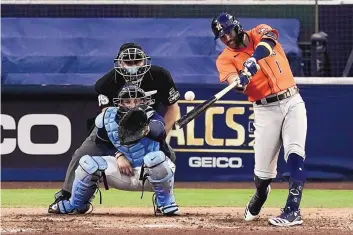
(2, 181), (353, 235)
(1, 207), (353, 235)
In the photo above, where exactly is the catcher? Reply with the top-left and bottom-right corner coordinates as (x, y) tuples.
(49, 84), (179, 216)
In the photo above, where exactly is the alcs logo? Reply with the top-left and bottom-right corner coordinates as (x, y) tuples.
(189, 156), (243, 168)
(1, 114), (71, 155)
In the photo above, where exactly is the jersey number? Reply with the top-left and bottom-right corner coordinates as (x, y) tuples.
(275, 60), (282, 73)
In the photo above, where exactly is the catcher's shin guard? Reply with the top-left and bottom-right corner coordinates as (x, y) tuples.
(70, 155), (107, 213)
(143, 151), (179, 216)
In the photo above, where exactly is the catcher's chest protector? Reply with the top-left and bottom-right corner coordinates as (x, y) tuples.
(103, 107), (160, 168)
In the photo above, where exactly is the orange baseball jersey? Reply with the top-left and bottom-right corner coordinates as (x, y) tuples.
(216, 24), (296, 102)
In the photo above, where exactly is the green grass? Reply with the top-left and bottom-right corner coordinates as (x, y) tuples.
(1, 189), (353, 208)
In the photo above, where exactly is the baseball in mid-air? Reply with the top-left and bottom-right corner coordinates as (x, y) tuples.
(184, 91), (195, 101)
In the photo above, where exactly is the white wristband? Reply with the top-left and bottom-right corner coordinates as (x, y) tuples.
(115, 152), (123, 159)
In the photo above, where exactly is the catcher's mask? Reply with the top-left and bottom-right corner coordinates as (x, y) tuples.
(113, 85), (152, 118)
(114, 44), (152, 85)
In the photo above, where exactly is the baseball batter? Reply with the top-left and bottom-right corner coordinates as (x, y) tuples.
(211, 13), (307, 226)
(48, 84), (179, 216)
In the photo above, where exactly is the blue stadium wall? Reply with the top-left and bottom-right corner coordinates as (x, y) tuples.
(2, 4), (353, 77)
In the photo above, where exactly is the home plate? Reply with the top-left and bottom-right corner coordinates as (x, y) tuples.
(141, 224), (184, 228)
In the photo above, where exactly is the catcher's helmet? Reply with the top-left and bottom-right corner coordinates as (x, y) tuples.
(114, 43), (152, 85)
(113, 84), (153, 118)
(211, 12), (244, 43)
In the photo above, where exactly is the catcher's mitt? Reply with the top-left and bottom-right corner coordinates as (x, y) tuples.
(118, 106), (149, 145)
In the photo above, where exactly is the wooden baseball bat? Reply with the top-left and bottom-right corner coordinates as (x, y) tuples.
(175, 76), (240, 129)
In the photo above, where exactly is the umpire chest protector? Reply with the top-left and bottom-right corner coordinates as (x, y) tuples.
(102, 107), (160, 168)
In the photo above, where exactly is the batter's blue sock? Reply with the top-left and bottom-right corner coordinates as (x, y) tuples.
(287, 153), (306, 182)
(285, 153), (306, 211)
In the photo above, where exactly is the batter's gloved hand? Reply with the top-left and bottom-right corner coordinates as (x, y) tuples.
(118, 106), (149, 145)
(238, 72), (251, 86)
(243, 57), (259, 76)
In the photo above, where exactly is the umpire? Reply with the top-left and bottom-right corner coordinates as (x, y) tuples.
(48, 43), (181, 211)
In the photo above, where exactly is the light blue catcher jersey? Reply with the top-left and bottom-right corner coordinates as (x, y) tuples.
(95, 107), (160, 168)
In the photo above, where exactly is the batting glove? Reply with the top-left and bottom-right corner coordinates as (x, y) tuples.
(243, 57), (259, 76)
(238, 72), (251, 86)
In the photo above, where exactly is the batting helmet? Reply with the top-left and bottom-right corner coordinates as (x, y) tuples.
(211, 12), (244, 43)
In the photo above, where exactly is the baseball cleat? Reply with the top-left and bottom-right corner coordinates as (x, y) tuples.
(48, 200), (74, 214)
(48, 199), (91, 214)
(268, 207), (303, 227)
(159, 204), (180, 216)
(152, 193), (180, 216)
(48, 189), (71, 213)
(244, 185), (271, 221)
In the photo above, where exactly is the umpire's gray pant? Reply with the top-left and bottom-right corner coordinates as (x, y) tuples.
(62, 127), (109, 192)
(62, 127), (176, 193)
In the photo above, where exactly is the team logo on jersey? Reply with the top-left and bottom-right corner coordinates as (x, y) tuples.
(265, 31), (278, 40)
(98, 94), (109, 106)
(258, 27), (269, 34)
(258, 27), (277, 40)
(168, 88), (180, 103)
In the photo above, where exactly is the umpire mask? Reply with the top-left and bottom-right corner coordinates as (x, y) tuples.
(114, 47), (152, 85)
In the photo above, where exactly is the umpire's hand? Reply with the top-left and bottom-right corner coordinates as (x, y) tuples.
(115, 152), (134, 176)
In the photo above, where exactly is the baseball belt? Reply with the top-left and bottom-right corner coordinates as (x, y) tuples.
(255, 86), (299, 105)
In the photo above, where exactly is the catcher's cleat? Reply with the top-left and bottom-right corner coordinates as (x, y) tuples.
(48, 189), (96, 215)
(48, 189), (71, 213)
(48, 200), (92, 214)
(244, 185), (271, 221)
(152, 193), (180, 216)
(268, 207), (303, 227)
(48, 200), (74, 214)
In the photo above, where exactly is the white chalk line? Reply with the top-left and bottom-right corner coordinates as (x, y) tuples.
(0, 228), (40, 234)
(96, 222), (240, 229)
(140, 224), (184, 228)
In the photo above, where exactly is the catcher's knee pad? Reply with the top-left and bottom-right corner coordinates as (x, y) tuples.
(71, 155), (108, 211)
(144, 151), (177, 208)
(144, 151), (175, 183)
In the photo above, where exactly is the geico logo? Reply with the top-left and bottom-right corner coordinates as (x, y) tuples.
(189, 157), (243, 168)
(0, 114), (71, 155)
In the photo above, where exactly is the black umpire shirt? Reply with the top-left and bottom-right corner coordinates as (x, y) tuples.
(93, 65), (180, 157)
(95, 65), (180, 112)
